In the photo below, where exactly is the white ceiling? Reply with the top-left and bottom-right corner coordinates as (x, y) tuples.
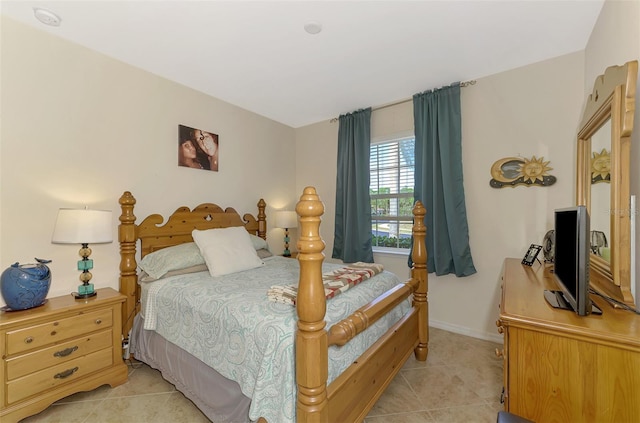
(1, 0), (605, 128)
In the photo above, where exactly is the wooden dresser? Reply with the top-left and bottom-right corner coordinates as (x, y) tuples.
(498, 258), (640, 423)
(0, 288), (128, 423)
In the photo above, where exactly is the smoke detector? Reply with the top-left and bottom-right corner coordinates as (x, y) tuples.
(304, 21), (322, 35)
(33, 8), (62, 27)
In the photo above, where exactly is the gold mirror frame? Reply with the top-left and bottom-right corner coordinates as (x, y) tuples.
(577, 60), (637, 306)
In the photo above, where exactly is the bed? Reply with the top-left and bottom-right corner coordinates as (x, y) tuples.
(118, 186), (428, 423)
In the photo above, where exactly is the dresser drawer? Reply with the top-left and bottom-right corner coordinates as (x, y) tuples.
(6, 330), (112, 380)
(6, 309), (112, 355)
(6, 347), (113, 405)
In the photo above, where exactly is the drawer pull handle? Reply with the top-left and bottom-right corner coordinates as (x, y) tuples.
(495, 348), (504, 358)
(24, 336), (34, 344)
(95, 319), (102, 325)
(54, 367), (79, 379)
(54, 346), (78, 358)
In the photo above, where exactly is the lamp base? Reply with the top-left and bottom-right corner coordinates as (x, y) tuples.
(74, 282), (96, 299)
(74, 291), (97, 300)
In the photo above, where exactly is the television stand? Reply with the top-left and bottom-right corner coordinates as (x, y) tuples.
(498, 258), (640, 422)
(543, 289), (603, 315)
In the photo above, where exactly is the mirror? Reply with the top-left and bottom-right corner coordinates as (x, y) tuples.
(577, 60), (637, 306)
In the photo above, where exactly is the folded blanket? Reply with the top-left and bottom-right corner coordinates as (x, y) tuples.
(267, 262), (384, 305)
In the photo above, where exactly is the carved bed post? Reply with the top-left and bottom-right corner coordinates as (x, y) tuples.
(257, 198), (267, 239)
(411, 200), (429, 361)
(295, 187), (328, 423)
(119, 191), (138, 339)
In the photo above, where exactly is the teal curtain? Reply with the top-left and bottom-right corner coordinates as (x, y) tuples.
(333, 108), (374, 263)
(412, 84), (476, 276)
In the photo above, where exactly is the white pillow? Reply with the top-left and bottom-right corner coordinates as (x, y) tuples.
(138, 242), (204, 280)
(192, 226), (264, 277)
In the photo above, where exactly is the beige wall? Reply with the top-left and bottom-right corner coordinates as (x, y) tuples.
(584, 0), (640, 305)
(296, 52), (585, 340)
(0, 17), (297, 304)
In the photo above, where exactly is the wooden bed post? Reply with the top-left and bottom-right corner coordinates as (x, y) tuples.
(119, 191), (138, 339)
(295, 187), (328, 423)
(411, 200), (429, 361)
(257, 198), (267, 239)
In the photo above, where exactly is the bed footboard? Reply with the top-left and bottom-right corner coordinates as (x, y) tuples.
(295, 187), (428, 423)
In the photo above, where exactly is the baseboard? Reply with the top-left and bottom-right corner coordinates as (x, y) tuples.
(430, 319), (504, 344)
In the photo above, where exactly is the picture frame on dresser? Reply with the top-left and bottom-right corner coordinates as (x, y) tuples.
(521, 244), (542, 266)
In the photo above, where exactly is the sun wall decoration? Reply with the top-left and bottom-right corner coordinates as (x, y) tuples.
(489, 155), (556, 188)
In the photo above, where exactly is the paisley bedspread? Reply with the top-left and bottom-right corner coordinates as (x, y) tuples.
(140, 256), (410, 423)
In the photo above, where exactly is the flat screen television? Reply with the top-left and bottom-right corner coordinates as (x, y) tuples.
(544, 205), (601, 316)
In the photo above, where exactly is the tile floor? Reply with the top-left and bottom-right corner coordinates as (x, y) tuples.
(20, 327), (504, 423)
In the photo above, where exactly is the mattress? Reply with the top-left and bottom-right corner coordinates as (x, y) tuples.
(133, 256), (410, 423)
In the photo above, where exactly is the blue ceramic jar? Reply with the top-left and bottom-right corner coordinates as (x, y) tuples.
(1, 258), (51, 310)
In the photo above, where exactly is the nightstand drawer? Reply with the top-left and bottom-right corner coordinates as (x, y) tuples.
(6, 309), (112, 355)
(6, 330), (113, 380)
(6, 347), (113, 405)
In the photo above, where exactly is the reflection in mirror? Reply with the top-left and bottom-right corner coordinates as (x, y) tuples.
(591, 119), (611, 184)
(590, 119), (610, 261)
(591, 149), (610, 183)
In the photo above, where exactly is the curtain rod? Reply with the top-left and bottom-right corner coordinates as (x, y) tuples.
(329, 80), (476, 123)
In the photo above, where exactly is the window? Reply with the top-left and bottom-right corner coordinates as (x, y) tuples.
(370, 137), (415, 250)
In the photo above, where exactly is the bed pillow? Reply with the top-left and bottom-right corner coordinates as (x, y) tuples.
(249, 234), (270, 252)
(139, 264), (208, 282)
(138, 242), (205, 280)
(192, 226), (264, 277)
(256, 248), (273, 259)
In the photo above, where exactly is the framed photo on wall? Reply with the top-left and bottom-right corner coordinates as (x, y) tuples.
(178, 124), (219, 171)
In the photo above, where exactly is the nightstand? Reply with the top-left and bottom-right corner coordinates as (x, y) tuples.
(0, 287), (128, 423)
(283, 252), (298, 259)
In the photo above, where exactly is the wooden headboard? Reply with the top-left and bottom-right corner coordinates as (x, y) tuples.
(118, 191), (267, 336)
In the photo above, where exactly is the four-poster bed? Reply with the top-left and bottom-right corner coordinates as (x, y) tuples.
(118, 186), (428, 422)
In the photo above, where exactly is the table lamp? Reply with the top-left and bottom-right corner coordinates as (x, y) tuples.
(275, 211), (298, 257)
(52, 208), (113, 299)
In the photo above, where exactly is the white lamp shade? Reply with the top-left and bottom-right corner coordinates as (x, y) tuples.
(52, 209), (113, 244)
(275, 211), (298, 229)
